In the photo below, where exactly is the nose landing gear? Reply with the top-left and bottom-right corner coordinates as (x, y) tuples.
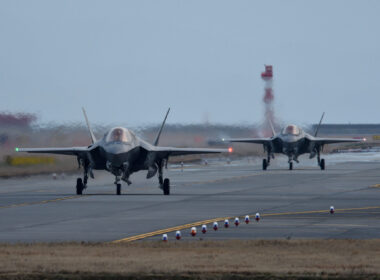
(115, 176), (122, 195)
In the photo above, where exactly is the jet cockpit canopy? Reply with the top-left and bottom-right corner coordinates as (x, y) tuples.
(105, 127), (135, 143)
(281, 125), (301, 136)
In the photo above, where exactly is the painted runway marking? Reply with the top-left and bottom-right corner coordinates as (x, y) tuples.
(263, 206), (380, 217)
(0, 195), (86, 209)
(111, 216), (232, 243)
(111, 205), (380, 243)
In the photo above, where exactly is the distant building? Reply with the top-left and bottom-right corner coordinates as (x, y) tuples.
(311, 124), (380, 136)
(0, 113), (37, 147)
(0, 113), (36, 128)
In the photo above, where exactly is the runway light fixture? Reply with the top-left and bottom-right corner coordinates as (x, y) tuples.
(190, 227), (197, 236)
(255, 213), (260, 222)
(201, 225), (207, 234)
(245, 215), (250, 224)
(162, 234), (168, 242)
(175, 231), (181, 240)
(213, 222), (218, 231)
(224, 219), (229, 228)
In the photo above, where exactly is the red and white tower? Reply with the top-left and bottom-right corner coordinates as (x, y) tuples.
(261, 65), (275, 136)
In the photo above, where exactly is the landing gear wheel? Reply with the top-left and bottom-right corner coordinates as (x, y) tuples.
(262, 159), (268, 170)
(116, 183), (121, 195)
(289, 162), (293, 170)
(163, 178), (170, 195)
(76, 178), (84, 195)
(320, 159), (325, 170)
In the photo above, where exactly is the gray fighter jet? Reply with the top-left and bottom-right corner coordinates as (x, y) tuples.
(224, 113), (363, 170)
(16, 108), (228, 195)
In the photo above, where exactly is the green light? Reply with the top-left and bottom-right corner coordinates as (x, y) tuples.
(15, 147), (19, 152)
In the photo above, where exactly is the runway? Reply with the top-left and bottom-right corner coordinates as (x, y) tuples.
(0, 155), (380, 243)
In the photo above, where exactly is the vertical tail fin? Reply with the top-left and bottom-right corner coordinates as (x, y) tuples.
(82, 107), (97, 144)
(269, 119), (276, 137)
(314, 112), (325, 137)
(154, 108), (170, 146)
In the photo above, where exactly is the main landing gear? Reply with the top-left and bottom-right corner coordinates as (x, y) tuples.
(76, 163), (90, 195)
(158, 161), (170, 195)
(76, 178), (84, 195)
(317, 152), (326, 170)
(262, 153), (272, 170)
(318, 158), (325, 170)
(162, 178), (170, 195)
(76, 173), (88, 195)
(159, 175), (170, 195)
(262, 159), (268, 170)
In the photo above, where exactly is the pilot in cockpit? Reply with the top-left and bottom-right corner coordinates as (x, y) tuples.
(282, 125), (300, 136)
(111, 128), (124, 142)
(105, 127), (132, 143)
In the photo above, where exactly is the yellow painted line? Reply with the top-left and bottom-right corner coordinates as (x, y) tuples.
(111, 216), (232, 243)
(0, 195), (85, 209)
(262, 206), (380, 217)
(112, 205), (380, 243)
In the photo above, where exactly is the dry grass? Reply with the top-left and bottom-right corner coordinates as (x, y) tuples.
(0, 240), (380, 279)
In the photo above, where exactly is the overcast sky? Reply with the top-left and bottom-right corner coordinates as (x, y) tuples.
(0, 0), (379, 126)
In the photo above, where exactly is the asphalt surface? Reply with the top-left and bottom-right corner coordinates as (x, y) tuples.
(0, 154), (380, 243)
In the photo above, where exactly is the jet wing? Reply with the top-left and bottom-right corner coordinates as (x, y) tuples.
(16, 147), (91, 156)
(223, 138), (272, 144)
(150, 146), (229, 157)
(310, 138), (363, 145)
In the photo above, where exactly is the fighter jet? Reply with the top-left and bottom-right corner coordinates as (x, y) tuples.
(16, 108), (228, 195)
(223, 113), (363, 170)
